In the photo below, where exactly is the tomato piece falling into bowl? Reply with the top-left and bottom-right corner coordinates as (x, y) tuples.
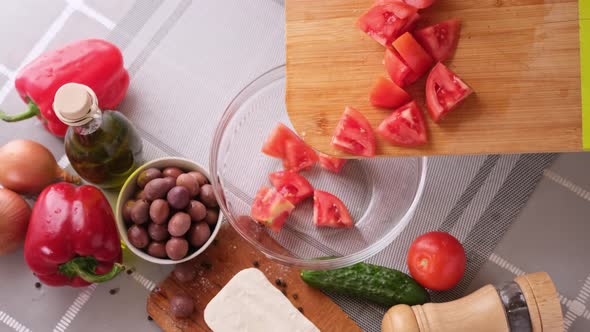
(331, 106), (376, 158)
(251, 187), (295, 233)
(313, 190), (353, 228)
(426, 62), (473, 122)
(318, 153), (347, 173)
(269, 171), (314, 205)
(261, 123), (318, 172)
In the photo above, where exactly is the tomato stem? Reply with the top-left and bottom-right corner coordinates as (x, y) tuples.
(420, 258), (428, 268)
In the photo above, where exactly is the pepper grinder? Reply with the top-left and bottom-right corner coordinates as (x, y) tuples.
(382, 272), (563, 332)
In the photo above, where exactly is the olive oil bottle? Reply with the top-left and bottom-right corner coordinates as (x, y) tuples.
(54, 83), (143, 189)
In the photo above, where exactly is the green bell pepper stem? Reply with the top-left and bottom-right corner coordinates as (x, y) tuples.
(59, 256), (125, 284)
(0, 100), (40, 122)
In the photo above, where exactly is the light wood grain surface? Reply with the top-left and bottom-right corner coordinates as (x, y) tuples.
(286, 0), (582, 157)
(146, 223), (361, 332)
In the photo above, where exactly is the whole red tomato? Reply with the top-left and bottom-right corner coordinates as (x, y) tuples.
(407, 231), (466, 291)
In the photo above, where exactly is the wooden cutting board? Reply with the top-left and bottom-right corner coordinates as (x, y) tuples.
(146, 223), (361, 332)
(286, 0), (586, 157)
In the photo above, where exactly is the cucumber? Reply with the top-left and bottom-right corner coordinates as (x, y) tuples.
(301, 263), (430, 307)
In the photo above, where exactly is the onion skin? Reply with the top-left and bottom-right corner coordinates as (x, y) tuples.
(0, 188), (31, 255)
(0, 140), (80, 195)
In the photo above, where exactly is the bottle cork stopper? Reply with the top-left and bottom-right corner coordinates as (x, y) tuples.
(53, 83), (97, 125)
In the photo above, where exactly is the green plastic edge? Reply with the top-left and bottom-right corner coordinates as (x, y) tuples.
(582, 0), (590, 150)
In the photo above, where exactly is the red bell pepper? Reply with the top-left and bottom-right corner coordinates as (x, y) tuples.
(24, 183), (124, 287)
(0, 39), (129, 137)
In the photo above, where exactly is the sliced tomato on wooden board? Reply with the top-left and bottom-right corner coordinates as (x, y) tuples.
(392, 32), (434, 78)
(377, 0), (436, 9)
(313, 190), (353, 228)
(414, 19), (461, 62)
(400, 0), (437, 9)
(384, 48), (421, 88)
(377, 101), (428, 147)
(261, 123), (318, 172)
(331, 106), (376, 158)
(318, 153), (347, 173)
(357, 1), (418, 46)
(402, 12), (421, 32)
(370, 76), (412, 109)
(251, 187), (295, 233)
(426, 62), (473, 122)
(269, 171), (314, 205)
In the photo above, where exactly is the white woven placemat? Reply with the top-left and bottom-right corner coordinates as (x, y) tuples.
(1, 1), (589, 331)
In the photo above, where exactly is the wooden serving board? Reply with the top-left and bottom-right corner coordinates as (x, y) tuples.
(286, 0), (585, 157)
(146, 223), (361, 332)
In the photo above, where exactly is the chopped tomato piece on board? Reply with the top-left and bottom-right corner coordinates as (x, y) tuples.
(357, 1), (418, 46)
(318, 153), (347, 173)
(372, 1), (422, 30)
(251, 187), (295, 233)
(377, 100), (428, 147)
(384, 48), (421, 88)
(414, 19), (461, 62)
(392, 32), (434, 78)
(261, 123), (318, 172)
(369, 76), (412, 109)
(402, 12), (421, 32)
(400, 0), (437, 9)
(331, 106), (376, 158)
(269, 171), (314, 205)
(313, 190), (353, 228)
(426, 62), (473, 122)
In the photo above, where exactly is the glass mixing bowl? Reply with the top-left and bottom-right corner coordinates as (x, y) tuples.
(209, 65), (427, 270)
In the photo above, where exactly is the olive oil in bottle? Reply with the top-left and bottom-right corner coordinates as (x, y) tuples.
(53, 83), (143, 189)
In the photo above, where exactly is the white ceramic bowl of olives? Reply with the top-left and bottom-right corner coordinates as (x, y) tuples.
(115, 157), (222, 264)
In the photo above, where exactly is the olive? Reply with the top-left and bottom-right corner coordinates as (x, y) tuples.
(148, 223), (170, 242)
(176, 174), (200, 196)
(169, 295), (194, 318)
(149, 199), (170, 224)
(166, 237), (189, 260)
(162, 176), (177, 189)
(186, 200), (207, 222)
(199, 184), (218, 208)
(168, 212), (191, 237)
(167, 186), (190, 210)
(137, 168), (162, 188)
(131, 200), (150, 225)
(135, 190), (147, 200)
(173, 261), (196, 282)
(127, 225), (149, 249)
(122, 200), (135, 223)
(144, 178), (170, 201)
(188, 222), (211, 247)
(163, 167), (183, 179)
(147, 242), (167, 258)
(188, 171), (208, 186)
(204, 208), (219, 226)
